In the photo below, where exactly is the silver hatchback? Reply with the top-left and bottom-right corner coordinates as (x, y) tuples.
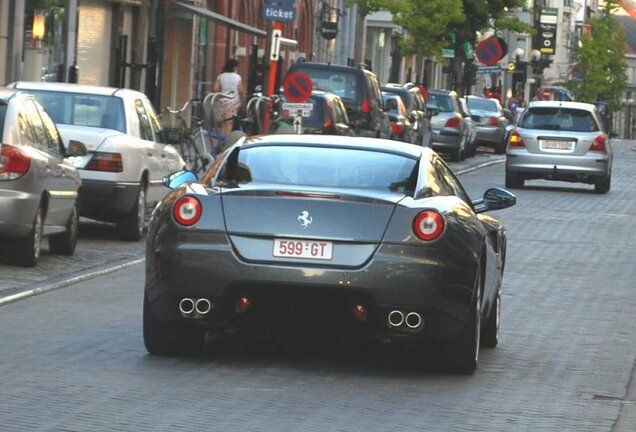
(0, 88), (87, 266)
(505, 101), (612, 194)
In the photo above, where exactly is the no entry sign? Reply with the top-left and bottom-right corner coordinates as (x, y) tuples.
(282, 72), (313, 103)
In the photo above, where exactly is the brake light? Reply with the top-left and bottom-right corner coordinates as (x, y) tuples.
(172, 196), (202, 226)
(589, 134), (607, 152)
(508, 130), (525, 147)
(0, 144), (31, 180)
(323, 118), (334, 130)
(361, 99), (371, 113)
(445, 117), (461, 128)
(413, 210), (445, 241)
(489, 117), (499, 127)
(391, 123), (404, 135)
(84, 152), (123, 172)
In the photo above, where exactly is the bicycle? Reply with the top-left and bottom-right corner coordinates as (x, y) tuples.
(161, 99), (211, 173)
(201, 90), (252, 157)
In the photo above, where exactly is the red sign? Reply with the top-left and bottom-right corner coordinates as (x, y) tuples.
(283, 72), (313, 103)
(476, 38), (503, 66)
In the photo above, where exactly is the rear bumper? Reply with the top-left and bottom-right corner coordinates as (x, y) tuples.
(506, 149), (611, 180)
(0, 187), (39, 238)
(475, 126), (504, 146)
(145, 232), (478, 342)
(431, 128), (462, 150)
(78, 179), (140, 222)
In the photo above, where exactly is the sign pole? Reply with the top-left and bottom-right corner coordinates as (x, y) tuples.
(263, 21), (283, 133)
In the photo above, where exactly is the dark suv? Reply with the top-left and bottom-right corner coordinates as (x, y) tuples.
(284, 61), (391, 139)
(381, 83), (433, 147)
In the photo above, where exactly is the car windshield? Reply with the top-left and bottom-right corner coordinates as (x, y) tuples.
(519, 107), (599, 132)
(231, 145), (418, 193)
(427, 94), (454, 113)
(0, 104), (6, 138)
(467, 97), (498, 113)
(26, 90), (126, 133)
(296, 70), (359, 103)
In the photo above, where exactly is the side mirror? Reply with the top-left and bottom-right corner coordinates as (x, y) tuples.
(66, 140), (88, 157)
(473, 187), (516, 213)
(162, 170), (198, 189)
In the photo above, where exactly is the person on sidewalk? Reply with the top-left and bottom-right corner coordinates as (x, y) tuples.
(214, 58), (246, 137)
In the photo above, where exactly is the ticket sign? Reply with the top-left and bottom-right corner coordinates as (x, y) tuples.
(263, 5), (296, 22)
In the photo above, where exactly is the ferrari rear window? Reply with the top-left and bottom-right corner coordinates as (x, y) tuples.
(519, 107), (599, 132)
(234, 145), (418, 193)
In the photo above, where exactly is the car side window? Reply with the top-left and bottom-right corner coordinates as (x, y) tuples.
(23, 99), (52, 151)
(141, 98), (163, 141)
(433, 156), (471, 204)
(17, 110), (37, 147)
(134, 99), (154, 141)
(34, 100), (63, 153)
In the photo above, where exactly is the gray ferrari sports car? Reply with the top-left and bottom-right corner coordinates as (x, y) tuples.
(143, 135), (516, 374)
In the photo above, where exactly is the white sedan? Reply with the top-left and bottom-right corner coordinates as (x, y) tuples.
(8, 82), (185, 240)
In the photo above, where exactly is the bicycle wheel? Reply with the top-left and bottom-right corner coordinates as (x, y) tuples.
(189, 130), (212, 172)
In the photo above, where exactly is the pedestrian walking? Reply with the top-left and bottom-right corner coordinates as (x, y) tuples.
(214, 58), (246, 137)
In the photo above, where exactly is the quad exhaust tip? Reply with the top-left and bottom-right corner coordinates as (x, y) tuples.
(387, 310), (405, 327)
(405, 312), (423, 329)
(179, 297), (213, 316)
(387, 310), (423, 330)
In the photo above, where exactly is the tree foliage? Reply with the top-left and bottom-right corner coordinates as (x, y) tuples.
(570, 0), (627, 109)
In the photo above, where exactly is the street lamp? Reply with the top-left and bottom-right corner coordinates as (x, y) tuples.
(32, 10), (46, 45)
(24, 10), (47, 81)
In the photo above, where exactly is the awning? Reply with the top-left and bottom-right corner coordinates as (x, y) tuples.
(173, 1), (267, 37)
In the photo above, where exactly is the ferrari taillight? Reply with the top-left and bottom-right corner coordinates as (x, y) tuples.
(85, 152), (123, 172)
(589, 134), (607, 152)
(508, 130), (525, 147)
(445, 117), (461, 129)
(413, 210), (445, 241)
(173, 196), (202, 226)
(0, 144), (31, 180)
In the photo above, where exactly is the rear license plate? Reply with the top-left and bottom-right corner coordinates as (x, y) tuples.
(541, 140), (574, 150)
(273, 238), (333, 260)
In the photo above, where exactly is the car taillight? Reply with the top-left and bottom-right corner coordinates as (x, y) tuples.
(445, 116), (461, 128)
(488, 117), (499, 127)
(0, 144), (31, 180)
(172, 196), (202, 226)
(413, 210), (444, 241)
(391, 123), (404, 135)
(589, 134), (607, 152)
(508, 130), (525, 147)
(323, 118), (334, 130)
(84, 152), (123, 172)
(361, 99), (371, 113)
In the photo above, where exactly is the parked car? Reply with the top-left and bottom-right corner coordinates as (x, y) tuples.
(459, 97), (478, 157)
(271, 90), (354, 136)
(143, 134), (517, 374)
(0, 88), (87, 266)
(284, 61), (391, 139)
(465, 95), (510, 154)
(381, 83), (433, 147)
(426, 89), (469, 162)
(506, 100), (612, 194)
(382, 92), (416, 143)
(7, 82), (186, 240)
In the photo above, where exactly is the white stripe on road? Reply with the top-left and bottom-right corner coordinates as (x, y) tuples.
(0, 257), (145, 306)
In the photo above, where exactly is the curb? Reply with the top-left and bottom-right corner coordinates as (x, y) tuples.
(0, 156), (505, 306)
(0, 257), (145, 306)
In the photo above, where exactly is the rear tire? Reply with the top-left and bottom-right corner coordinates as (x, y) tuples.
(450, 147), (462, 162)
(481, 287), (500, 348)
(15, 204), (44, 267)
(594, 175), (611, 194)
(505, 172), (524, 189)
(119, 182), (146, 241)
(49, 203), (79, 255)
(143, 293), (205, 356)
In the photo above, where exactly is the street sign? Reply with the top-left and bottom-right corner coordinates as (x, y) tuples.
(476, 38), (503, 66)
(282, 72), (313, 103)
(540, 8), (558, 55)
(262, 5), (296, 22)
(476, 65), (502, 74)
(270, 29), (282, 61)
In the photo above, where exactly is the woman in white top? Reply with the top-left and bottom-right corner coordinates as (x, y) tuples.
(214, 58), (246, 136)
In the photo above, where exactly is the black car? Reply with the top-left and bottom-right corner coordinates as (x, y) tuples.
(284, 61), (391, 139)
(382, 92), (415, 143)
(271, 91), (355, 136)
(381, 83), (433, 147)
